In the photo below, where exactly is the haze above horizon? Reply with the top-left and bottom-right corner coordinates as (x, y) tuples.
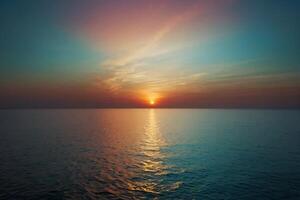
(0, 0), (299, 108)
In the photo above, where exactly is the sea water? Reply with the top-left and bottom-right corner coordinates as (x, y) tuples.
(0, 109), (299, 199)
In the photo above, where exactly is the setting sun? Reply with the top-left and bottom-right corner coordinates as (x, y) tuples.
(149, 100), (155, 105)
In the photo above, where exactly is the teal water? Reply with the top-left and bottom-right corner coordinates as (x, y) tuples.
(0, 109), (300, 199)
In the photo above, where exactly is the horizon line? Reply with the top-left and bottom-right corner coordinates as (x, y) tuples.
(1, 107), (299, 110)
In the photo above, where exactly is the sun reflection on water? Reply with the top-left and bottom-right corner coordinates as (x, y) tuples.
(87, 109), (182, 199)
(141, 109), (167, 174)
(126, 109), (182, 196)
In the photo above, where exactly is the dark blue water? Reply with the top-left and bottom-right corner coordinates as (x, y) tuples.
(0, 109), (300, 199)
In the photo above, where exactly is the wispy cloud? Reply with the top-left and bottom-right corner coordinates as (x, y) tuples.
(97, 3), (207, 97)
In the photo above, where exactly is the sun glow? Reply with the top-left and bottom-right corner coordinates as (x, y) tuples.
(144, 92), (160, 107)
(149, 100), (155, 105)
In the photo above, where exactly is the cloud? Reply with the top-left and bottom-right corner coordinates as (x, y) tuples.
(97, 2), (208, 97)
(70, 0), (238, 100)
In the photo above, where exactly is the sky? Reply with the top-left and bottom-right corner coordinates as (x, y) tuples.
(0, 0), (299, 108)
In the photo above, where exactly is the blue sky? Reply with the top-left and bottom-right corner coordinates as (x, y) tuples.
(0, 0), (299, 108)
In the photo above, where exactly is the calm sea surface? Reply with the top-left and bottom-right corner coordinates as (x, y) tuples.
(0, 109), (300, 199)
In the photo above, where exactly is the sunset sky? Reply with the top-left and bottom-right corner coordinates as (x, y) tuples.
(0, 0), (299, 108)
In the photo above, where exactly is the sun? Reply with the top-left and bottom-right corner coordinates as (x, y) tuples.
(149, 100), (155, 105)
(145, 93), (160, 106)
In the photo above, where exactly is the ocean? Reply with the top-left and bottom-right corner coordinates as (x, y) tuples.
(0, 109), (300, 199)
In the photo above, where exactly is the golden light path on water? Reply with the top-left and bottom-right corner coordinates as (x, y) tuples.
(81, 109), (183, 199)
(127, 109), (182, 196)
(141, 109), (167, 174)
